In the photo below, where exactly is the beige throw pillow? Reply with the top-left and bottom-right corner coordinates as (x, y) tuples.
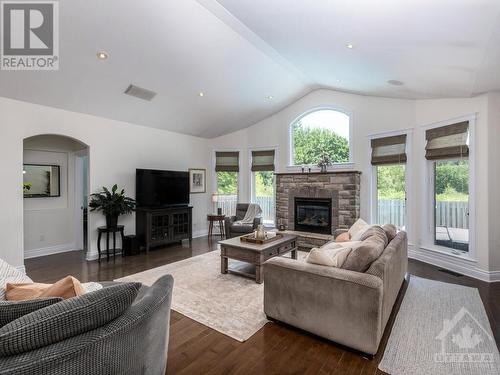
(335, 232), (350, 242)
(6, 276), (86, 301)
(342, 226), (388, 272)
(348, 218), (371, 241)
(306, 246), (352, 268)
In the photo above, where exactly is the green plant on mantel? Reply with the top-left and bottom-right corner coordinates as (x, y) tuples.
(317, 153), (332, 172)
(89, 184), (136, 228)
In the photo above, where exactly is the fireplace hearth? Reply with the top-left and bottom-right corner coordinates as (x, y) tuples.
(294, 198), (332, 234)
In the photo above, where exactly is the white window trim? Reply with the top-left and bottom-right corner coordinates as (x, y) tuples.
(287, 106), (354, 171)
(368, 129), (413, 241)
(248, 146), (278, 225)
(420, 113), (477, 261)
(212, 148), (242, 202)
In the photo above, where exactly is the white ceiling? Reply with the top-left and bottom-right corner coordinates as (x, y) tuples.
(1, 0), (500, 138)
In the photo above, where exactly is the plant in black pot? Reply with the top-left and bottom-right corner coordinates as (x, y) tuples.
(89, 185), (136, 228)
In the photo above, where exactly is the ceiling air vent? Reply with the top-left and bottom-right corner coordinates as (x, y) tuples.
(124, 84), (157, 101)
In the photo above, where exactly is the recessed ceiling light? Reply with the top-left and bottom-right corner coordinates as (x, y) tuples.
(266, 95), (273, 100)
(96, 51), (109, 60)
(346, 43), (354, 49)
(388, 79), (404, 86)
(199, 92), (204, 97)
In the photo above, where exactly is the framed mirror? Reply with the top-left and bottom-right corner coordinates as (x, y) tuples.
(23, 164), (61, 198)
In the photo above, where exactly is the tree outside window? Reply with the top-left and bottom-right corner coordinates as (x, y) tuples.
(291, 109), (350, 166)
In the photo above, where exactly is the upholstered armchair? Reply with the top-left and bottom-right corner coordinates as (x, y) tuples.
(224, 203), (262, 238)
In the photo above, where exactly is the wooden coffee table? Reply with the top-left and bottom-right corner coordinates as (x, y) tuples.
(219, 234), (298, 283)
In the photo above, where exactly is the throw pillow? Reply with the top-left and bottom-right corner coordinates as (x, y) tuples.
(6, 276), (86, 301)
(0, 282), (141, 356)
(348, 218), (370, 241)
(306, 246), (352, 268)
(335, 232), (351, 242)
(342, 226), (388, 272)
(382, 224), (398, 242)
(0, 298), (62, 327)
(0, 259), (33, 301)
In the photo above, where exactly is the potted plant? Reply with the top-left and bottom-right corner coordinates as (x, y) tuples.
(89, 184), (136, 228)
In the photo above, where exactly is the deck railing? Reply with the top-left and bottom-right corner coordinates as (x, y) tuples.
(217, 195), (275, 224)
(218, 196), (468, 230)
(377, 199), (468, 229)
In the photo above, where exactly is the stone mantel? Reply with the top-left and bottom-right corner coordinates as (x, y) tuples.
(275, 171), (361, 233)
(275, 171), (362, 176)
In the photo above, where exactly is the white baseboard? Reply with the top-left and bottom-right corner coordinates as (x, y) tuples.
(193, 229), (209, 238)
(409, 245), (500, 283)
(85, 230), (210, 261)
(24, 243), (78, 259)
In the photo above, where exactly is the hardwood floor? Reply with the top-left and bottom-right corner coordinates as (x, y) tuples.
(25, 237), (500, 375)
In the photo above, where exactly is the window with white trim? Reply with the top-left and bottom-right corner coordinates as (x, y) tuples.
(425, 121), (470, 253)
(371, 134), (408, 229)
(250, 150), (275, 226)
(290, 109), (351, 166)
(214, 151), (239, 216)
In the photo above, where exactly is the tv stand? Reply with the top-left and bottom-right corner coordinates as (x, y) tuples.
(136, 206), (192, 252)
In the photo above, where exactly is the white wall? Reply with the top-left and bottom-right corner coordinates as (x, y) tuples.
(210, 88), (498, 279)
(487, 92), (500, 271)
(0, 96), (211, 268)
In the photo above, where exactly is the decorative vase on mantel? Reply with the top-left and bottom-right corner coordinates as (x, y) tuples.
(320, 164), (327, 173)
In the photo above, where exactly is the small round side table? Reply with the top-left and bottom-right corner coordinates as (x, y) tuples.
(97, 225), (125, 262)
(207, 214), (225, 240)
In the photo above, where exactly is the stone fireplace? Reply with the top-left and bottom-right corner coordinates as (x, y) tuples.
(276, 171), (361, 235)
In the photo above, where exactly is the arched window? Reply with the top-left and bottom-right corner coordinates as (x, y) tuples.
(290, 109), (351, 166)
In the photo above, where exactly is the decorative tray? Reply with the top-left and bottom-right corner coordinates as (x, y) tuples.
(240, 232), (283, 244)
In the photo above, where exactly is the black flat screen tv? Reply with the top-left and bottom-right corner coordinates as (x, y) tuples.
(136, 169), (189, 208)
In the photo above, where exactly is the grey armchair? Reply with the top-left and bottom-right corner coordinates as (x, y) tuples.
(0, 275), (173, 375)
(224, 203), (262, 238)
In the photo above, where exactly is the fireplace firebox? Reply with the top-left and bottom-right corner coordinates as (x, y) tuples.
(294, 198), (332, 234)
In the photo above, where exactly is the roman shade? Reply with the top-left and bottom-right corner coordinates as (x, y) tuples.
(215, 152), (239, 172)
(425, 121), (469, 160)
(251, 150), (275, 171)
(371, 134), (407, 165)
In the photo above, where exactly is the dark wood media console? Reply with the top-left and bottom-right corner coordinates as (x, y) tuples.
(136, 206), (192, 252)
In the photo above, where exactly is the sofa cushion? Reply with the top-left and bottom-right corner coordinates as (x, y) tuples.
(235, 204), (249, 220)
(6, 276), (86, 301)
(342, 226), (388, 272)
(382, 224), (397, 242)
(0, 282), (141, 356)
(0, 259), (32, 301)
(335, 232), (351, 242)
(306, 245), (352, 268)
(0, 298), (62, 327)
(348, 218), (370, 241)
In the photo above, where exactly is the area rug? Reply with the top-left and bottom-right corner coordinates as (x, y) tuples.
(116, 250), (273, 342)
(379, 276), (500, 375)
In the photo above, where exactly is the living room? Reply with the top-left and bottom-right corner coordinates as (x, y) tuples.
(1, 1), (500, 374)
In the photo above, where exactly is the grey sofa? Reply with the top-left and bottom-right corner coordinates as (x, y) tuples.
(224, 203), (262, 238)
(0, 275), (173, 375)
(264, 231), (407, 355)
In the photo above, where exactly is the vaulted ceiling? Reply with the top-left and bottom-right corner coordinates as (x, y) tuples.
(1, 0), (499, 138)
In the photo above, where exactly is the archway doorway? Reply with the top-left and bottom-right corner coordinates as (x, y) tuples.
(23, 134), (89, 259)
